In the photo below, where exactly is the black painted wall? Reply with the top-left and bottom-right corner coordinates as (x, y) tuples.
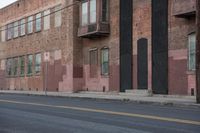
(120, 0), (133, 92)
(152, 0), (168, 94)
(137, 38), (148, 90)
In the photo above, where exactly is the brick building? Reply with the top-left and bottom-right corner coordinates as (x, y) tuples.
(0, 0), (197, 96)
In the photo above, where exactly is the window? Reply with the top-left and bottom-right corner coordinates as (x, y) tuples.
(20, 19), (25, 36)
(54, 5), (62, 27)
(19, 56), (25, 76)
(102, 0), (109, 22)
(89, 49), (98, 78)
(101, 48), (109, 75)
(90, 0), (96, 23)
(27, 55), (33, 75)
(35, 53), (41, 74)
(36, 13), (42, 32)
(27, 16), (33, 34)
(7, 23), (13, 40)
(44, 10), (50, 30)
(13, 21), (19, 38)
(188, 33), (196, 71)
(82, 1), (88, 26)
(1, 26), (6, 42)
(6, 58), (12, 76)
(81, 0), (97, 26)
(13, 57), (18, 76)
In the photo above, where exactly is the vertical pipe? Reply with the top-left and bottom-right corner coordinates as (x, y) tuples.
(196, 0), (200, 103)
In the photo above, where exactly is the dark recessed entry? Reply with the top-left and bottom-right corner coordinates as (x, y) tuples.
(137, 38), (148, 90)
(120, 0), (133, 92)
(152, 0), (168, 94)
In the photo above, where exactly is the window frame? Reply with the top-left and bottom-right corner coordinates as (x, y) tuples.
(36, 13), (42, 32)
(13, 57), (18, 76)
(19, 56), (25, 76)
(101, 0), (109, 22)
(54, 5), (62, 27)
(20, 19), (26, 36)
(13, 21), (19, 38)
(27, 16), (33, 34)
(80, 0), (97, 26)
(188, 33), (196, 71)
(89, 48), (98, 78)
(6, 58), (12, 77)
(43, 9), (51, 30)
(7, 23), (13, 40)
(35, 53), (42, 74)
(101, 47), (109, 76)
(27, 54), (33, 75)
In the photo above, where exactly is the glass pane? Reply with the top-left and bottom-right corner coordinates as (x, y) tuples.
(36, 13), (41, 31)
(7, 59), (12, 76)
(101, 49), (109, 75)
(7, 23), (13, 40)
(44, 10), (50, 30)
(20, 56), (25, 75)
(102, 0), (108, 22)
(82, 2), (88, 26)
(35, 53), (41, 73)
(188, 33), (196, 70)
(27, 55), (33, 74)
(20, 19), (25, 36)
(90, 0), (96, 23)
(55, 6), (62, 27)
(14, 21), (18, 38)
(13, 58), (18, 76)
(28, 16), (33, 33)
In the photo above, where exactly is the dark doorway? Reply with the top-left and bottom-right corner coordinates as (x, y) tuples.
(137, 38), (148, 90)
(120, 0), (133, 92)
(152, 0), (168, 94)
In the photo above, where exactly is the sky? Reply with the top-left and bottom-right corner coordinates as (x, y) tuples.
(0, 0), (18, 9)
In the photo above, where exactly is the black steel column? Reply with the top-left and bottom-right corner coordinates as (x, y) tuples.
(152, 0), (168, 94)
(120, 0), (133, 92)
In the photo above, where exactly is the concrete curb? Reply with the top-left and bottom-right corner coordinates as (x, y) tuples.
(0, 90), (199, 108)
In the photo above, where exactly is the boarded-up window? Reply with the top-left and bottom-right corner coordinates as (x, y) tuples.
(35, 53), (41, 74)
(44, 10), (50, 30)
(27, 16), (33, 34)
(54, 5), (62, 27)
(13, 21), (19, 38)
(101, 48), (109, 75)
(89, 49), (98, 78)
(20, 19), (25, 36)
(188, 33), (196, 71)
(36, 13), (42, 32)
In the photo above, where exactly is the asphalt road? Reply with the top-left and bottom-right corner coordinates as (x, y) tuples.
(0, 94), (200, 133)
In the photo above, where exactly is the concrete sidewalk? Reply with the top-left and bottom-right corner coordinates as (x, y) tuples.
(0, 90), (199, 108)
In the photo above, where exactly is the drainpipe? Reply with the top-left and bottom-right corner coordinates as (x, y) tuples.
(196, 0), (200, 103)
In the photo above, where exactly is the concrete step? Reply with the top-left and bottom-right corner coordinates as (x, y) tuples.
(121, 89), (152, 97)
